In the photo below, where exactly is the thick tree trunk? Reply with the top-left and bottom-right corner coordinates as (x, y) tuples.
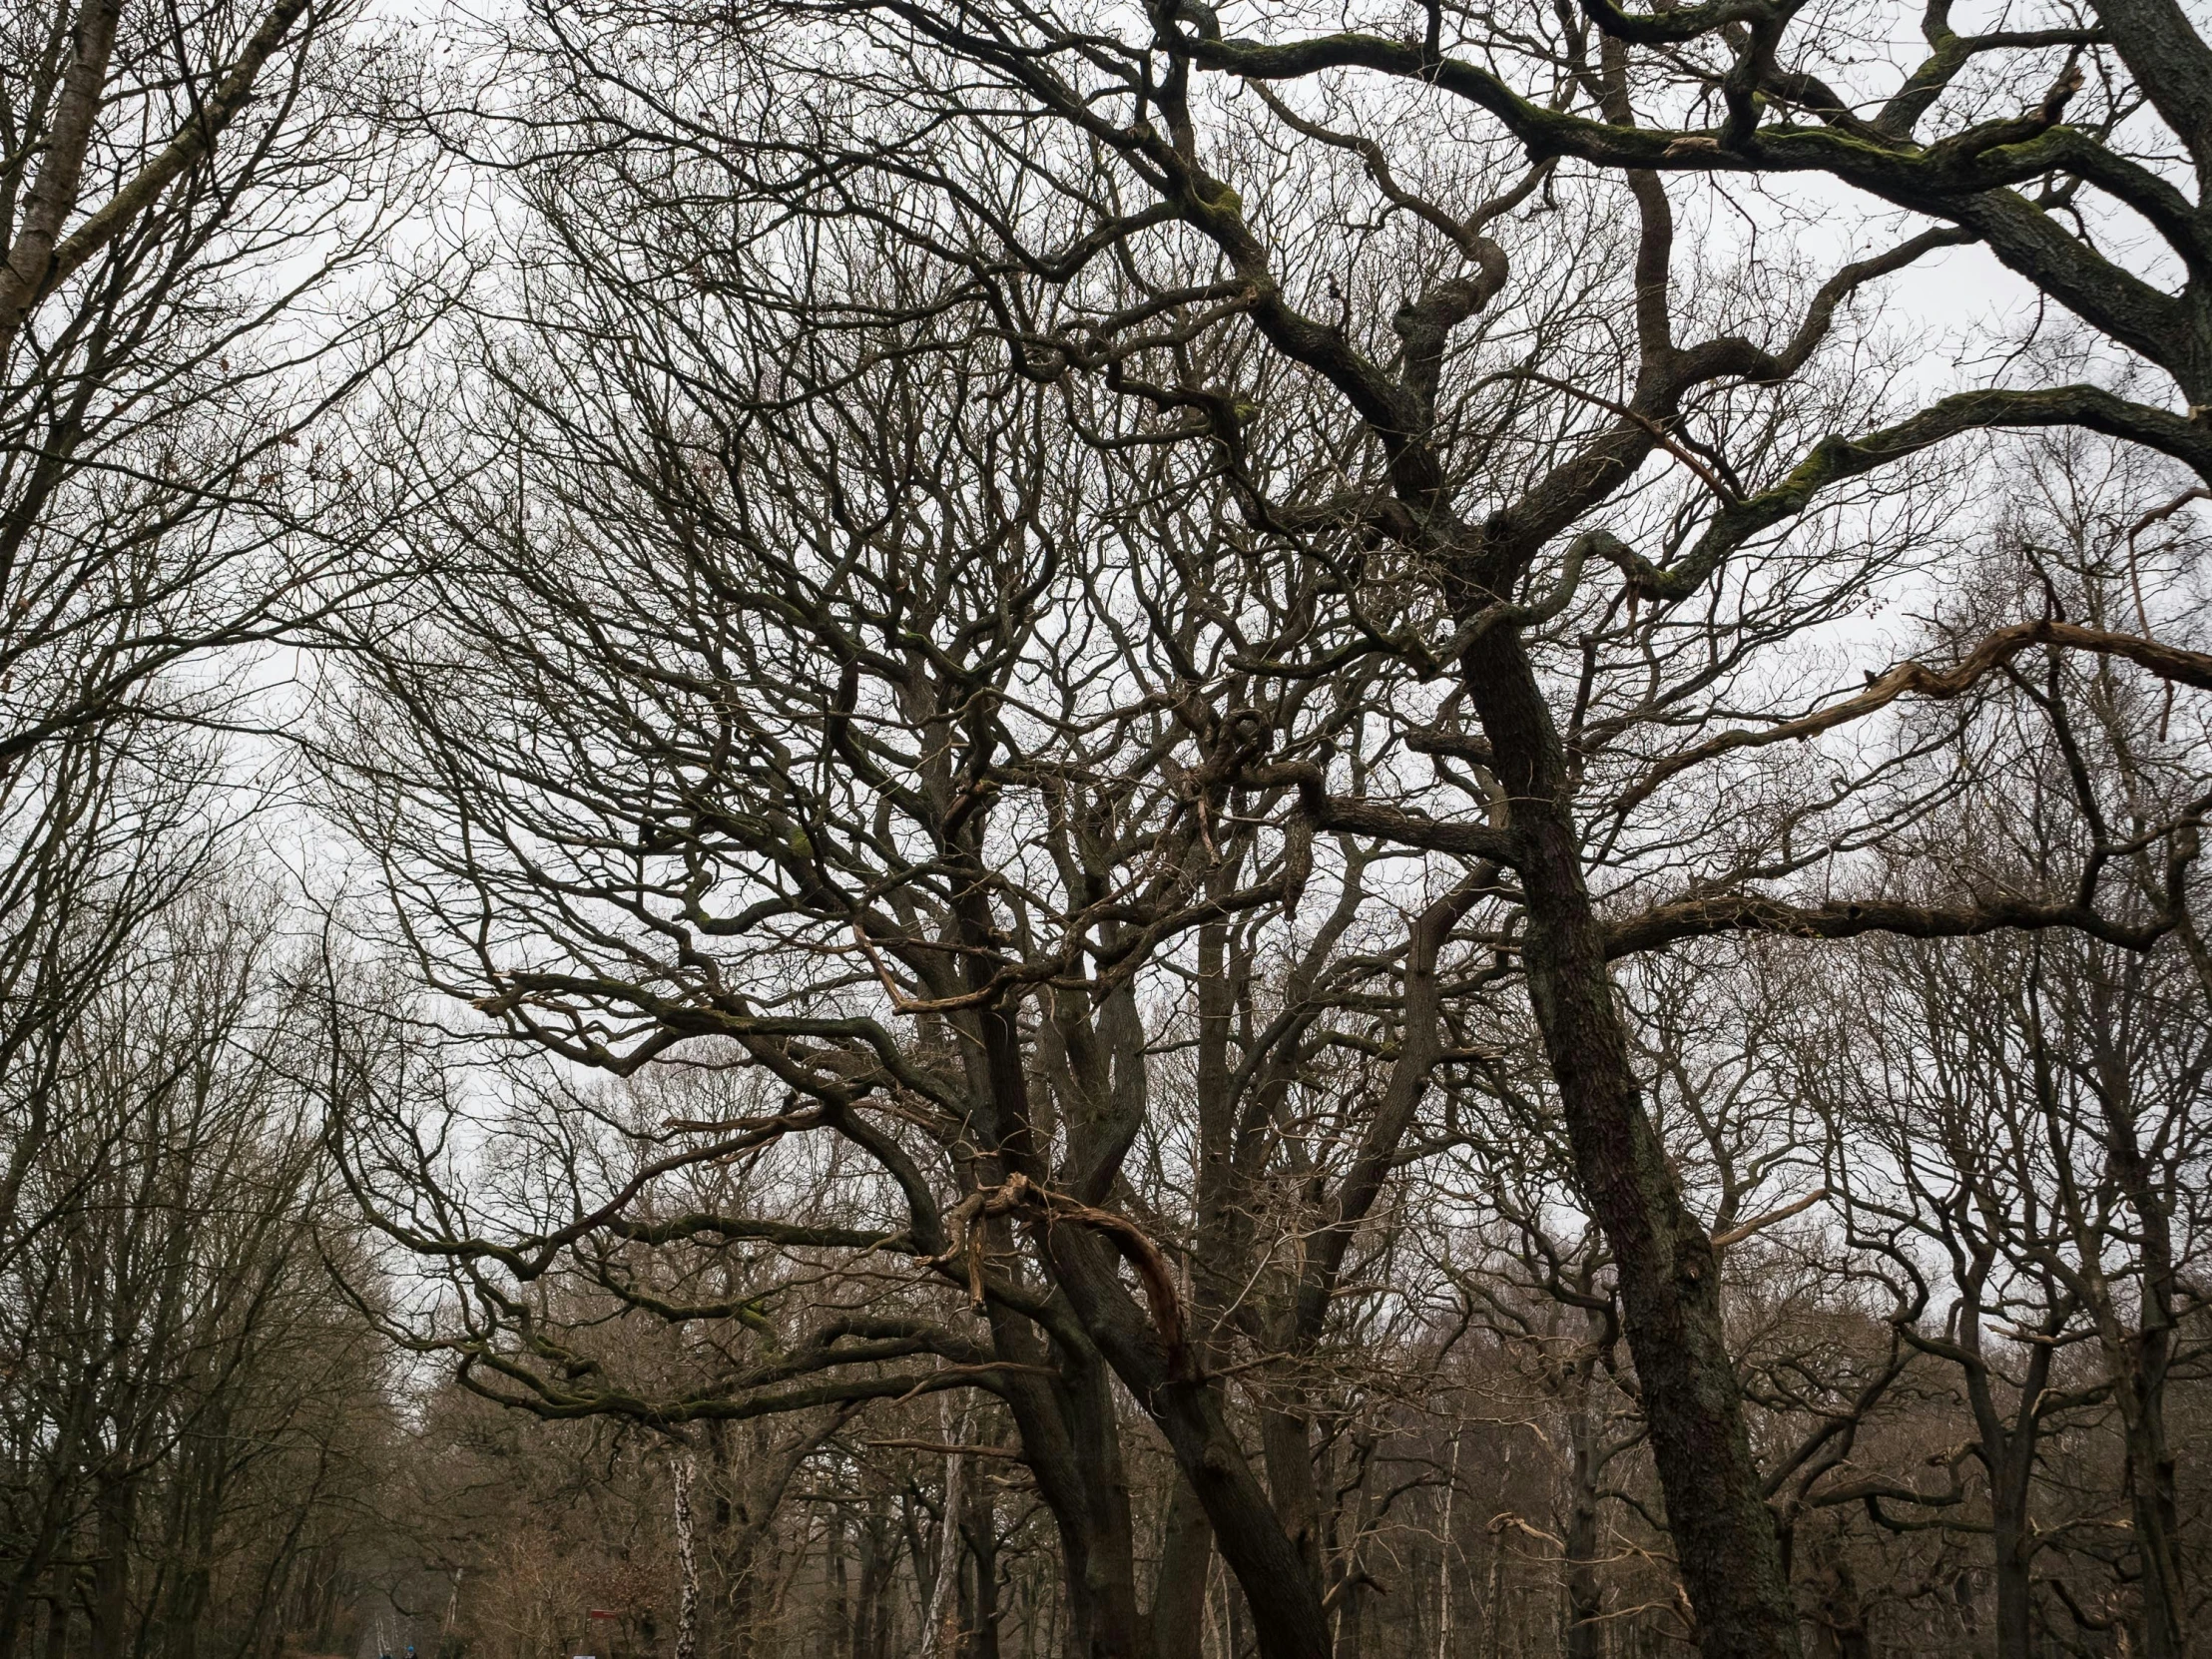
(703, 1439), (762, 1659)
(86, 1472), (133, 1659)
(1034, 1211), (1334, 1658)
(1958, 1306), (2049, 1659)
(1147, 1477), (1215, 1659)
(1981, 1402), (2041, 1659)
(994, 1341), (1144, 1659)
(1149, 1383), (1335, 1659)
(1259, 1410), (1325, 1601)
(0, 0), (124, 356)
(1990, 1507), (2032, 1659)
(1460, 635), (1802, 1659)
(851, 1500), (893, 1659)
(964, 893), (1336, 1659)
(2088, 1062), (2185, 1659)
(2124, 1399), (2184, 1659)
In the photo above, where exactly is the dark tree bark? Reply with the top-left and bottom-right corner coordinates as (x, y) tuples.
(1564, 1396), (1605, 1659)
(1146, 1479), (1215, 1659)
(1457, 633), (1800, 1659)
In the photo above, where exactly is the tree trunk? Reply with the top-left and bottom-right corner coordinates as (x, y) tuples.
(972, 1017), (1323, 1658)
(1991, 1506), (2032, 1659)
(86, 1472), (133, 1659)
(995, 1345), (1144, 1659)
(1459, 633), (1802, 1659)
(2086, 1051), (2185, 1659)
(701, 1433), (753, 1659)
(1143, 1382), (1334, 1659)
(674, 1457), (700, 1659)
(852, 1502), (892, 1659)
(1805, 1555), (1869, 1659)
(924, 1422), (969, 1659)
(1147, 1477), (1214, 1659)
(963, 1460), (1002, 1659)
(825, 1502), (848, 1659)
(0, 0), (125, 355)
(1333, 1590), (1365, 1659)
(1985, 1422), (2041, 1659)
(1564, 1398), (1604, 1659)
(2123, 1398), (2184, 1659)
(1259, 1410), (1325, 1603)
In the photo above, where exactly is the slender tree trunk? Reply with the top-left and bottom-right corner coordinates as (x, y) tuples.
(1459, 633), (1801, 1659)
(925, 1408), (971, 1659)
(1483, 1520), (1508, 1659)
(1434, 1431), (1460, 1659)
(964, 1459), (1002, 1659)
(674, 1457), (700, 1659)
(1332, 1586), (1365, 1659)
(1564, 1396), (1604, 1659)
(826, 1504), (849, 1659)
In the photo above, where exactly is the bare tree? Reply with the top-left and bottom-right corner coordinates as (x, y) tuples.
(361, 4), (2212, 1653)
(0, 0), (429, 1300)
(0, 881), (395, 1659)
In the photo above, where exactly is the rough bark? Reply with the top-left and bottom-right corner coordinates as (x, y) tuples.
(962, 1459), (1003, 1659)
(2085, 1046), (2186, 1659)
(1260, 1409), (1327, 1603)
(994, 1342), (1145, 1659)
(675, 1455), (700, 1659)
(1458, 629), (1802, 1659)
(1149, 1381), (1336, 1659)
(1146, 1477), (1216, 1659)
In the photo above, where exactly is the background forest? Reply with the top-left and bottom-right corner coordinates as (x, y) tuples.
(5, 1), (2212, 1658)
